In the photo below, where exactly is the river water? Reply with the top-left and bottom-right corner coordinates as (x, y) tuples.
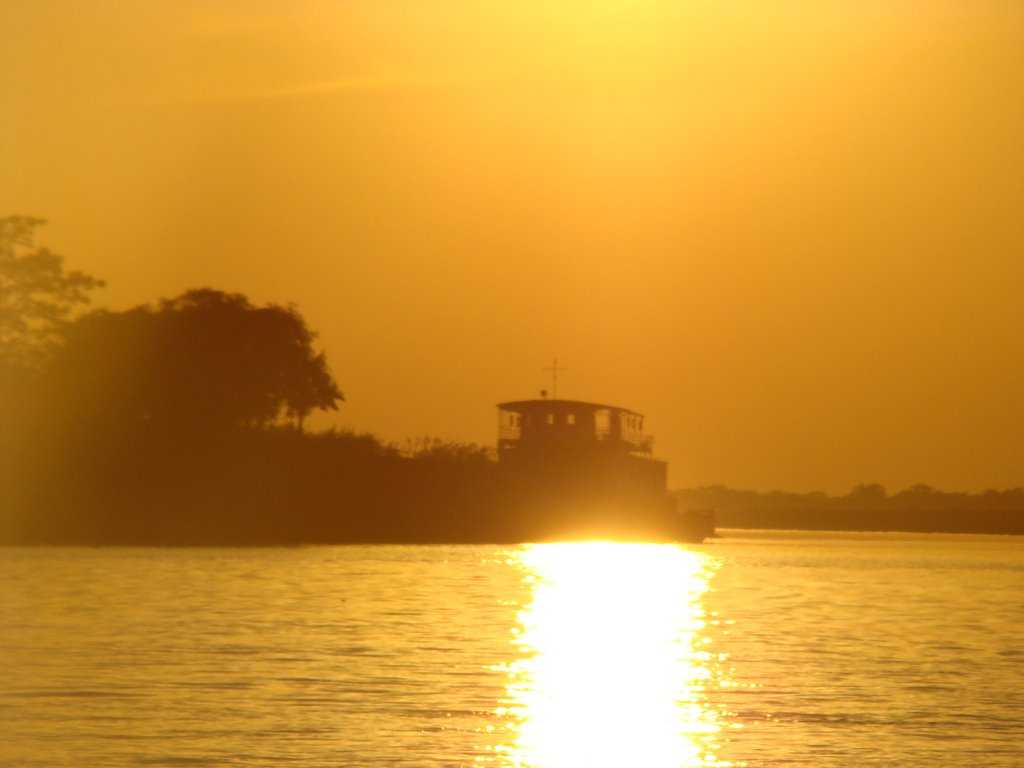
(2, 532), (1022, 766)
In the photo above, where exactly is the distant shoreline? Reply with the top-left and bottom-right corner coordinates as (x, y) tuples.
(675, 486), (1024, 536)
(714, 527), (1022, 538)
(698, 512), (1024, 537)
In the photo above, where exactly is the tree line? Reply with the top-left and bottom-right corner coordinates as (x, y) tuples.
(0, 216), (506, 545)
(675, 484), (1024, 534)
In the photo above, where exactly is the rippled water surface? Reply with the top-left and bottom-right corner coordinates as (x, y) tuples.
(3, 532), (1022, 766)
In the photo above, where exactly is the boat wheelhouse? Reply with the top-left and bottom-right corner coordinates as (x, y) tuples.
(495, 396), (713, 542)
(497, 399), (653, 459)
(495, 398), (667, 525)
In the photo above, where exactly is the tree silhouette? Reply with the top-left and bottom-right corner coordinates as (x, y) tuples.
(0, 216), (104, 367)
(847, 483), (887, 507)
(48, 288), (343, 435)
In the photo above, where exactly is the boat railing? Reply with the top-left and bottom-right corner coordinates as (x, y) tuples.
(594, 430), (653, 454)
(498, 424), (521, 441)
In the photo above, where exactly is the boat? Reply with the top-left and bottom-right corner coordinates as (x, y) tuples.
(496, 395), (715, 543)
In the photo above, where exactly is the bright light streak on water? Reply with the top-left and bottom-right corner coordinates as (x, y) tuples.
(498, 543), (730, 768)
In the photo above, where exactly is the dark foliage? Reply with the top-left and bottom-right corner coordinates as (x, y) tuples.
(44, 288), (343, 435)
(3, 424), (505, 545)
(0, 216), (104, 368)
(1, 280), (511, 544)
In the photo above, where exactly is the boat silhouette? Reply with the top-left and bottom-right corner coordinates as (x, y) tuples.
(496, 396), (714, 543)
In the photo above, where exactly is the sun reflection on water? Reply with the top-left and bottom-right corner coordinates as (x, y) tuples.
(496, 542), (729, 768)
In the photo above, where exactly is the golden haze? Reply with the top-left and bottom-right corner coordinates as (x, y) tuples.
(3, 1), (1022, 491)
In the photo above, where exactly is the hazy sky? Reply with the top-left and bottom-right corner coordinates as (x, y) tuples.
(4, 1), (1022, 491)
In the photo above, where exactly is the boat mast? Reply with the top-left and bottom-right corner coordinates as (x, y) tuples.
(543, 357), (567, 399)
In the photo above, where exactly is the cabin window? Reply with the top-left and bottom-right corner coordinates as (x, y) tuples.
(546, 413), (555, 425)
(567, 413), (576, 425)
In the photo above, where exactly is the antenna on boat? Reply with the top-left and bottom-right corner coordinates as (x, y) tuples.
(543, 358), (566, 399)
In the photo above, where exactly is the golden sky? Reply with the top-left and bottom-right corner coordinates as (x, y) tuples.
(3, 1), (1022, 491)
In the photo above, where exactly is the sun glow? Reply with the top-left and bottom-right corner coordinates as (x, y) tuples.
(497, 542), (729, 768)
